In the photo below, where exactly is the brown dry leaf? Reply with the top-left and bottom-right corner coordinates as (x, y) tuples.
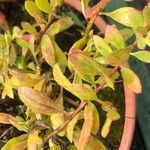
(0, 113), (17, 124)
(77, 102), (93, 150)
(18, 86), (69, 116)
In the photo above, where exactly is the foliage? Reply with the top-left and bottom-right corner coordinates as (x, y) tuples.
(0, 0), (150, 149)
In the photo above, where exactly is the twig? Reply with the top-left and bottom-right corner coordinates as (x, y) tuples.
(43, 100), (88, 142)
(95, 65), (120, 92)
(85, 0), (109, 34)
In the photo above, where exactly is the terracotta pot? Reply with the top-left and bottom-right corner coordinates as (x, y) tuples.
(64, 0), (136, 150)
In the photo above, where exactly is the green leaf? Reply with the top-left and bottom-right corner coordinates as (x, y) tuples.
(143, 5), (150, 26)
(25, 1), (43, 19)
(2, 134), (27, 150)
(41, 34), (55, 67)
(81, 0), (90, 17)
(70, 36), (87, 50)
(85, 136), (107, 150)
(16, 38), (29, 48)
(93, 35), (112, 57)
(135, 32), (146, 49)
(53, 64), (97, 100)
(130, 51), (150, 63)
(120, 28), (134, 41)
(104, 7), (143, 29)
(67, 10), (84, 28)
(27, 131), (43, 150)
(47, 17), (74, 34)
(46, 22), (60, 36)
(121, 67), (141, 93)
(67, 113), (80, 143)
(106, 49), (130, 65)
(21, 22), (37, 33)
(77, 102), (93, 150)
(18, 86), (69, 116)
(35, 0), (52, 14)
(105, 25), (125, 49)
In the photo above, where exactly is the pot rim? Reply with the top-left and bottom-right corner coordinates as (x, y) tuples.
(63, 1), (136, 150)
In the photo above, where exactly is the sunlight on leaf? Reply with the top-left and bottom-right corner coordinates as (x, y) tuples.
(2, 134), (27, 150)
(130, 51), (150, 63)
(121, 67), (142, 93)
(35, 0), (52, 14)
(77, 102), (93, 150)
(104, 7), (143, 29)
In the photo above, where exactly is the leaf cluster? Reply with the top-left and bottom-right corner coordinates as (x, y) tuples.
(0, 0), (150, 149)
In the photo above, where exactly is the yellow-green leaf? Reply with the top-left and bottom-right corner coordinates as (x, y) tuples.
(27, 131), (43, 150)
(93, 35), (112, 57)
(104, 7), (143, 29)
(85, 136), (107, 150)
(106, 49), (130, 65)
(130, 51), (150, 63)
(9, 69), (39, 87)
(143, 5), (150, 26)
(47, 17), (74, 34)
(121, 67), (141, 93)
(35, 0), (52, 14)
(2, 78), (14, 99)
(91, 104), (100, 135)
(41, 34), (55, 67)
(2, 134), (27, 150)
(52, 40), (67, 71)
(34, 78), (46, 91)
(67, 113), (80, 143)
(53, 64), (97, 100)
(77, 102), (93, 150)
(105, 25), (125, 49)
(18, 86), (69, 116)
(21, 22), (37, 33)
(25, 1), (43, 19)
(50, 91), (65, 136)
(68, 49), (105, 81)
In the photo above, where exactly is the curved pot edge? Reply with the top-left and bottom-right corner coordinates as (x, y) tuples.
(63, 0), (136, 149)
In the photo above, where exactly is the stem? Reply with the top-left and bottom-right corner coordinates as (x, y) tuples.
(85, 0), (109, 35)
(43, 100), (88, 142)
(95, 65), (120, 93)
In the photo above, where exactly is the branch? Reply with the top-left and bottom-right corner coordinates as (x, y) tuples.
(85, 0), (109, 34)
(95, 65), (120, 92)
(43, 100), (88, 143)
